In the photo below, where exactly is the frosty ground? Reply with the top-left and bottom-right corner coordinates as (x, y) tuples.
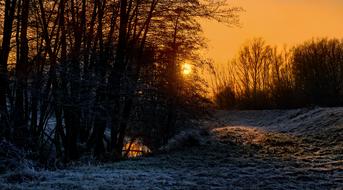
(1, 107), (342, 189)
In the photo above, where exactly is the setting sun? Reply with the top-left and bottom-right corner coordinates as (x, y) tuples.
(182, 63), (192, 75)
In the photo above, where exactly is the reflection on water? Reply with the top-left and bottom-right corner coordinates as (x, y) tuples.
(123, 139), (151, 158)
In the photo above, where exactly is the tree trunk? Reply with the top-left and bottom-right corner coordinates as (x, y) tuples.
(14, 0), (30, 135)
(110, 0), (129, 155)
(0, 0), (17, 131)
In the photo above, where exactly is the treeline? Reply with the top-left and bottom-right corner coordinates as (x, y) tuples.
(212, 38), (343, 109)
(0, 0), (240, 164)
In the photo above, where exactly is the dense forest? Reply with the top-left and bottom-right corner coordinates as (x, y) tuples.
(212, 38), (343, 109)
(0, 0), (241, 165)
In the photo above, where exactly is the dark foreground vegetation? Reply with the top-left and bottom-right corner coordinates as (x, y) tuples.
(212, 38), (343, 109)
(0, 0), (241, 167)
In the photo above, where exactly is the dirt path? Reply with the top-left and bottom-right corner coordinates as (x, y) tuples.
(1, 109), (342, 189)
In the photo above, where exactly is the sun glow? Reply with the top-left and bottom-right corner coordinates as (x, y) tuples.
(182, 63), (192, 75)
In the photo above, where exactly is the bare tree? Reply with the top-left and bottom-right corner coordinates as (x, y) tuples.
(0, 0), (17, 132)
(293, 38), (343, 106)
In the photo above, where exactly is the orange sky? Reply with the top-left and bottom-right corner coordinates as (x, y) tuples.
(201, 0), (343, 65)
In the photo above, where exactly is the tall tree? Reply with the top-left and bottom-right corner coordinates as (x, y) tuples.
(0, 0), (17, 131)
(14, 0), (30, 133)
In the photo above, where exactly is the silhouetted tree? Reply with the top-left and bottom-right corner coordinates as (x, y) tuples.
(293, 38), (343, 106)
(213, 37), (343, 109)
(233, 38), (273, 108)
(0, 0), (17, 135)
(0, 0), (241, 164)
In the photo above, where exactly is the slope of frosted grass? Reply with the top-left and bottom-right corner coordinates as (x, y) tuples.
(1, 107), (342, 189)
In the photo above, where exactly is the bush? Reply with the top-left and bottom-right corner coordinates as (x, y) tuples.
(159, 128), (210, 152)
(0, 139), (34, 174)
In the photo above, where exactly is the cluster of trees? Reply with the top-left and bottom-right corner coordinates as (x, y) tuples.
(0, 0), (240, 164)
(212, 38), (343, 109)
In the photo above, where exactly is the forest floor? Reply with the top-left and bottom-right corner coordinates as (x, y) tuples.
(1, 107), (342, 189)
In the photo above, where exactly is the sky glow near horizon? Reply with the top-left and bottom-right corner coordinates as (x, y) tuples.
(201, 0), (343, 66)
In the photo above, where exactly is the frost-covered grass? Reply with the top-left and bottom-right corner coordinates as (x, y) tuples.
(1, 107), (342, 189)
